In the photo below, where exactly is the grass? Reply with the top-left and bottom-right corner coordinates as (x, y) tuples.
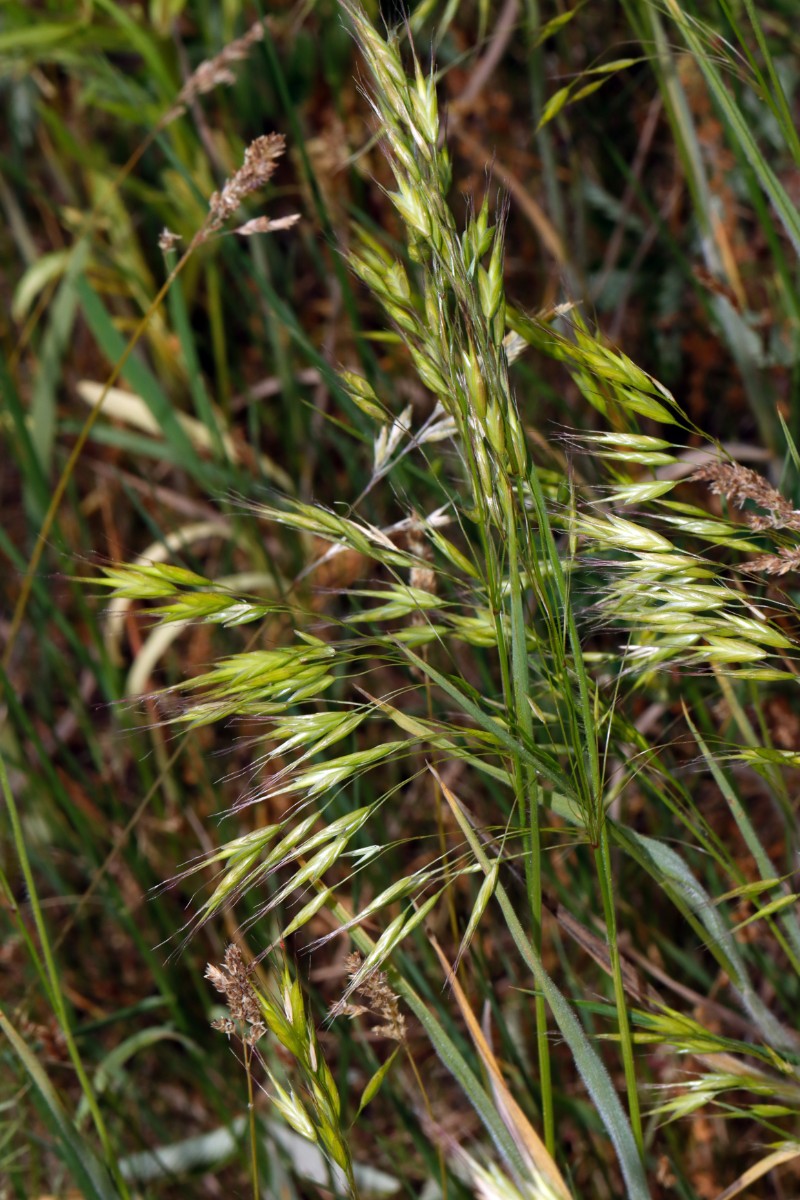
(4, 0), (800, 1196)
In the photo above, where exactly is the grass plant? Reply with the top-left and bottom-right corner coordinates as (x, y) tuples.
(4, 0), (800, 1197)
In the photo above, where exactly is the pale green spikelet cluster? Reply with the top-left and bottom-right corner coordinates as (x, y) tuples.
(562, 435), (799, 682)
(208, 947), (358, 1194)
(258, 959), (357, 1191)
(509, 308), (683, 426)
(343, 1), (527, 524)
(573, 510), (795, 680)
(94, 561), (280, 627)
(643, 1016), (800, 1130)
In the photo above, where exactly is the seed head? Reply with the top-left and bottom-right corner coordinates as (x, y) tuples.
(692, 461), (800, 531)
(166, 19), (268, 123)
(205, 943), (264, 1043)
(208, 133), (287, 231)
(337, 951), (407, 1042)
(742, 547), (800, 575)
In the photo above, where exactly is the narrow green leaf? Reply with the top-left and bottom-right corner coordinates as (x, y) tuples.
(617, 826), (798, 1054)
(435, 771), (650, 1199)
(31, 239), (89, 472)
(663, 0), (800, 257)
(355, 1047), (400, 1117)
(0, 1006), (117, 1200)
(75, 275), (220, 492)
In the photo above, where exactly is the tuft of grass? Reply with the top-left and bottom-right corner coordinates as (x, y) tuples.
(5, 1), (800, 1197)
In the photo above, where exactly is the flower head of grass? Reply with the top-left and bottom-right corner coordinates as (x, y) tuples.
(692, 460), (800, 531)
(207, 133), (289, 231)
(205, 943), (265, 1045)
(337, 951), (407, 1043)
(166, 18), (269, 123)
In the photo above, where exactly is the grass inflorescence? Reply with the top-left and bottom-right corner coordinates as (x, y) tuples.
(4, 1), (800, 1197)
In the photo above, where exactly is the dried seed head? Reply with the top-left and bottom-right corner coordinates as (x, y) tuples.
(205, 963), (229, 994)
(692, 461), (800, 531)
(166, 19), (268, 123)
(246, 1019), (266, 1045)
(233, 213), (301, 237)
(742, 547), (800, 575)
(205, 943), (264, 1040)
(158, 227), (181, 253)
(340, 951), (407, 1042)
(211, 1016), (237, 1038)
(208, 133), (287, 231)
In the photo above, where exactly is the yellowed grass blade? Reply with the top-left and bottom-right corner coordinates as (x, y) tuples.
(430, 937), (570, 1200)
(76, 381), (293, 490)
(713, 1143), (800, 1200)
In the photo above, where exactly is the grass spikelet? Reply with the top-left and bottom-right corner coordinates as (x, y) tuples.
(207, 133), (290, 233)
(692, 460), (800, 531)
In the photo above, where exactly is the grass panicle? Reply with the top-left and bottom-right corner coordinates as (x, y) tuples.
(7, 0), (800, 1196)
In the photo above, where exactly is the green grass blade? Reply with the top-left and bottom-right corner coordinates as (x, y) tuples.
(0, 1005), (119, 1200)
(618, 826), (798, 1054)
(437, 771), (651, 1199)
(29, 239), (89, 474)
(662, 0), (800, 257)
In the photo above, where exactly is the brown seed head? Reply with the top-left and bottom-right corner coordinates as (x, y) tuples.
(692, 461), (800, 531)
(165, 19), (269, 124)
(205, 943), (264, 1040)
(339, 951), (407, 1042)
(208, 133), (287, 231)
